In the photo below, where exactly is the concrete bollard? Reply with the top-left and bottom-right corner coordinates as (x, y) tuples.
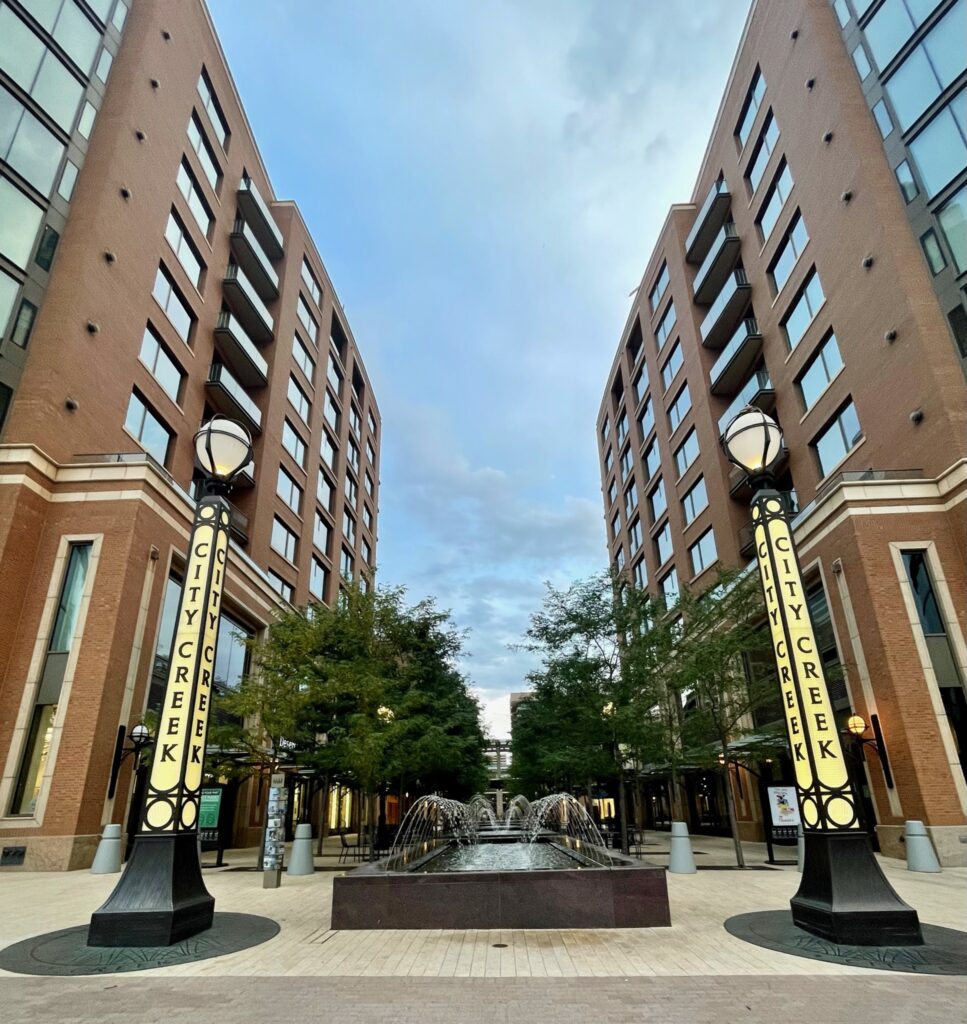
(797, 824), (805, 873)
(904, 820), (941, 873)
(90, 823), (122, 874)
(668, 821), (697, 874)
(287, 822), (315, 875)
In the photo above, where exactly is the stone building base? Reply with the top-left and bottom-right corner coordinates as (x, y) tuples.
(877, 824), (967, 867)
(0, 833), (100, 871)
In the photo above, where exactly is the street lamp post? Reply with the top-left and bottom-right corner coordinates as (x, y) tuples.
(722, 407), (921, 945)
(88, 416), (253, 947)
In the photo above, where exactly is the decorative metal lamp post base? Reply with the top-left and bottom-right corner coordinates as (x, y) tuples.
(88, 834), (214, 947)
(792, 832), (922, 945)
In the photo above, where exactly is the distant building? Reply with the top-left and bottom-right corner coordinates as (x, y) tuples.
(483, 738), (512, 816)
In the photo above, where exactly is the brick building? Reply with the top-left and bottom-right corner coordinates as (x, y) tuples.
(597, 0), (966, 862)
(0, 0), (380, 868)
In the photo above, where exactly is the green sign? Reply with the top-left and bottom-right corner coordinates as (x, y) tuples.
(199, 787), (222, 830)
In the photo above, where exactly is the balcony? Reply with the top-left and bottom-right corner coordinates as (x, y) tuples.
(717, 369), (776, 435)
(729, 445), (789, 499)
(223, 263), (273, 343)
(700, 269), (751, 348)
(709, 318), (763, 395)
(229, 502), (250, 546)
(214, 311), (268, 386)
(692, 222), (740, 304)
(205, 362), (263, 434)
(230, 219), (279, 301)
(237, 175), (284, 260)
(685, 179), (731, 263)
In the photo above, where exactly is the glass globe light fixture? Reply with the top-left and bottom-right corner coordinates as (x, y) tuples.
(130, 723), (151, 748)
(193, 415), (253, 488)
(847, 714), (867, 737)
(721, 407), (785, 483)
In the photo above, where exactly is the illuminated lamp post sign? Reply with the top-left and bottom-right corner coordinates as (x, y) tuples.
(88, 416), (253, 947)
(722, 408), (921, 946)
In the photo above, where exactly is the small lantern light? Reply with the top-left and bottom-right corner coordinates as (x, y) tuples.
(130, 723), (151, 748)
(847, 714), (867, 737)
(193, 415), (253, 486)
(721, 407), (785, 482)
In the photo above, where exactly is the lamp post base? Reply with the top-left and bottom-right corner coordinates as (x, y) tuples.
(87, 833), (214, 947)
(792, 831), (922, 945)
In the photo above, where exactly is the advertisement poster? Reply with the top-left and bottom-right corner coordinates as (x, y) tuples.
(767, 786), (801, 827)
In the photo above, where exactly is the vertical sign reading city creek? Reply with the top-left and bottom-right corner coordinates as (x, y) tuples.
(751, 493), (859, 833)
(141, 499), (231, 835)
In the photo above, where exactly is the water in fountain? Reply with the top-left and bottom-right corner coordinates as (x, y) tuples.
(467, 794), (499, 829)
(390, 795), (477, 859)
(525, 793), (606, 849)
(503, 794), (531, 827)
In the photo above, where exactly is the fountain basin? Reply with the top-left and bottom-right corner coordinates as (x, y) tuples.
(331, 837), (670, 930)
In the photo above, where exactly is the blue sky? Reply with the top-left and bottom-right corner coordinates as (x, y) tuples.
(209, 0), (751, 737)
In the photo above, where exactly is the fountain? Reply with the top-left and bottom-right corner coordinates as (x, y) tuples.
(332, 793), (670, 931)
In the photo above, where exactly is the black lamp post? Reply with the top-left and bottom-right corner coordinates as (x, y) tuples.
(722, 407), (921, 945)
(88, 415), (253, 947)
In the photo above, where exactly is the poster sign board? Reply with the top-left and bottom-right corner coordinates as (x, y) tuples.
(766, 785), (801, 850)
(262, 776), (288, 886)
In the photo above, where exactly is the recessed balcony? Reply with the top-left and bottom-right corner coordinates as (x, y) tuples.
(223, 262), (274, 343)
(228, 501), (250, 546)
(685, 179), (731, 264)
(692, 222), (740, 304)
(237, 174), (284, 260)
(214, 311), (268, 386)
(717, 369), (776, 435)
(205, 361), (263, 434)
(230, 218), (279, 301)
(700, 269), (751, 348)
(709, 318), (763, 395)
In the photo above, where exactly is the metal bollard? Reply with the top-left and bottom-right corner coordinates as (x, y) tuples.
(287, 822), (315, 875)
(90, 823), (122, 874)
(904, 820), (941, 873)
(668, 821), (697, 874)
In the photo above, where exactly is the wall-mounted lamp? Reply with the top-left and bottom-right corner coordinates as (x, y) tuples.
(843, 713), (894, 789)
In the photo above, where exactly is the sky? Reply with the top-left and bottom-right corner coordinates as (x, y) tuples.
(209, 0), (751, 738)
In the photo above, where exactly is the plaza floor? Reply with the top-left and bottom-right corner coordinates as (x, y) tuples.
(1, 834), (965, 1022)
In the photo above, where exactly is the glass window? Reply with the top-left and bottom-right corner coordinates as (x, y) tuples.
(186, 112), (219, 190)
(938, 185), (966, 272)
(340, 547), (354, 579)
(309, 557), (328, 600)
(866, 0), (940, 69)
(736, 68), (766, 147)
(94, 46), (112, 83)
(747, 112), (779, 192)
(327, 356), (342, 393)
(10, 297), (38, 347)
(34, 224), (58, 271)
(908, 90), (967, 197)
(902, 550), (946, 634)
(689, 528), (718, 575)
(682, 476), (708, 524)
(649, 479), (667, 523)
(661, 568), (679, 606)
(138, 325), (183, 403)
(884, 2), (966, 131)
(770, 212), (809, 293)
(852, 44), (872, 81)
(349, 406), (362, 437)
(813, 400), (863, 476)
(0, 266), (18, 336)
(614, 545), (626, 572)
(301, 259), (321, 304)
(297, 295), (318, 341)
(616, 411), (629, 444)
(798, 333), (844, 411)
(872, 99), (895, 138)
(601, 418), (610, 443)
(0, 86), (66, 195)
(668, 383), (692, 432)
(782, 269), (825, 349)
(649, 263), (669, 310)
(644, 439), (660, 478)
(833, 0), (851, 27)
(314, 512), (331, 554)
(343, 510), (356, 547)
(345, 473), (358, 508)
(176, 159), (212, 237)
(277, 466), (302, 514)
(77, 100), (96, 139)
(57, 160), (78, 202)
(674, 428), (700, 477)
(111, 1), (128, 32)
(655, 523), (673, 565)
(317, 471), (333, 510)
(164, 211), (203, 287)
(288, 375), (310, 424)
(604, 447), (614, 473)
(282, 419), (306, 467)
(620, 446), (633, 480)
(638, 397), (654, 440)
(633, 558), (647, 589)
(633, 368), (647, 405)
(152, 265), (193, 343)
(661, 341), (683, 390)
(758, 161), (794, 240)
(362, 504), (373, 530)
(655, 301), (677, 346)
(324, 391), (339, 431)
(895, 159), (920, 202)
(48, 542), (92, 652)
(368, 410), (378, 437)
(920, 228), (947, 274)
(267, 569), (293, 602)
(624, 481), (638, 517)
(348, 439), (360, 473)
(607, 478), (617, 507)
(630, 518), (643, 553)
(271, 517), (298, 562)
(124, 391), (172, 464)
(321, 431), (337, 470)
(362, 538), (372, 564)
(366, 439), (376, 466)
(293, 334), (315, 381)
(197, 69), (229, 148)
(19, 0), (100, 74)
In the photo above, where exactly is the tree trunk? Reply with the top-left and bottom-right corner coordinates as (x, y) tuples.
(316, 773), (331, 856)
(721, 744), (745, 868)
(369, 790), (378, 862)
(618, 769), (629, 855)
